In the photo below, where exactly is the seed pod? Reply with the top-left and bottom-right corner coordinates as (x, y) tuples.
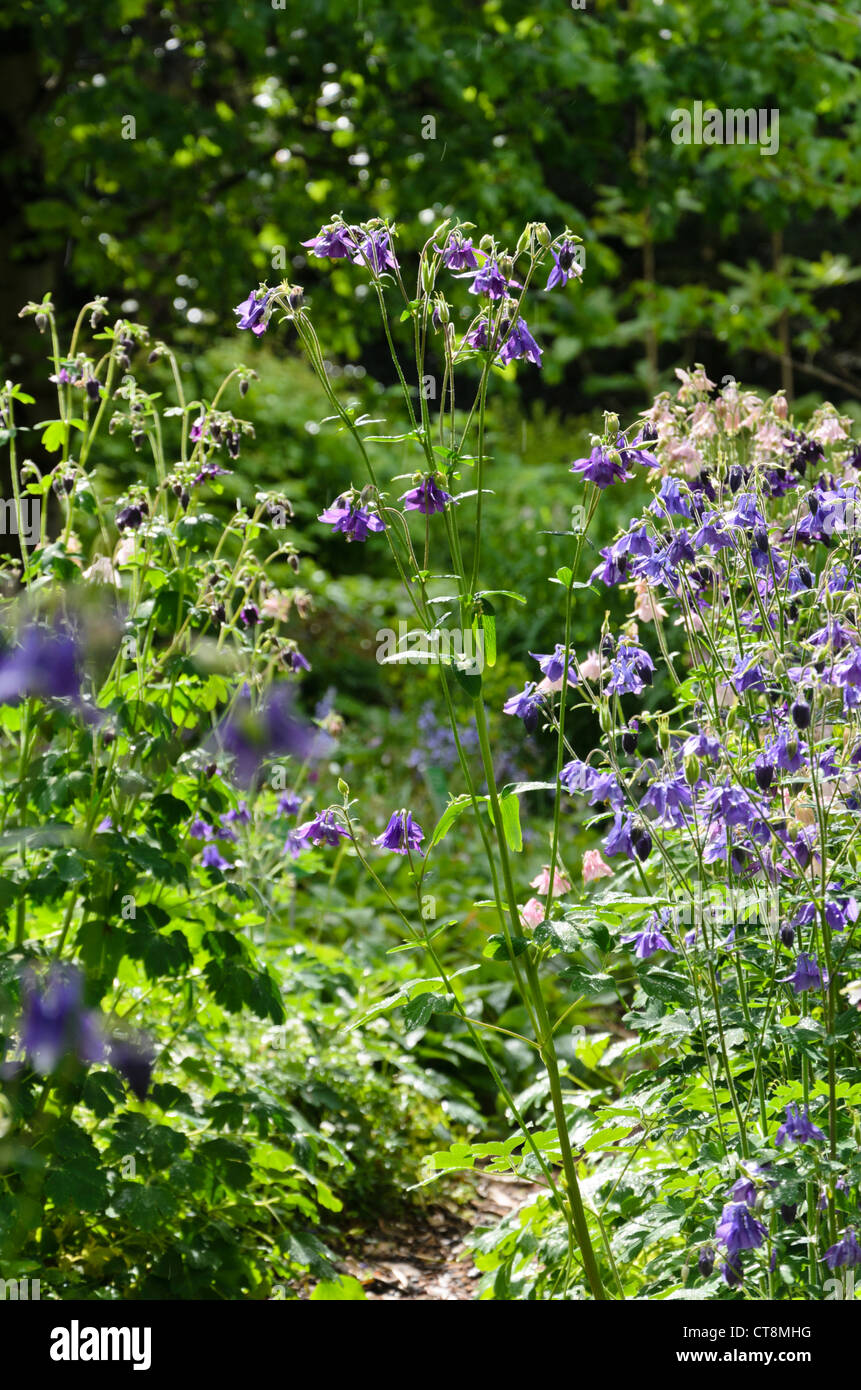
(658, 721), (670, 752)
(684, 755), (700, 787)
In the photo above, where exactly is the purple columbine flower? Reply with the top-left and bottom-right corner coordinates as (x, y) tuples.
(0, 622), (81, 706)
(721, 1256), (744, 1288)
(352, 231), (398, 273)
(639, 775), (693, 829)
(283, 829), (304, 858)
(503, 681), (544, 733)
(715, 1202), (767, 1254)
(285, 650), (311, 673)
(201, 843), (230, 870)
(190, 818), (213, 840)
(621, 912), (675, 959)
(615, 432), (658, 470)
(603, 811), (635, 859)
(498, 317), (543, 367)
(545, 240), (582, 291)
(570, 445), (631, 490)
(731, 1174), (758, 1206)
(464, 318), (490, 351)
(775, 1102), (826, 1147)
(468, 260), (511, 300)
(682, 730), (722, 760)
(400, 477), (455, 515)
(116, 502), (147, 530)
(783, 953), (826, 994)
(234, 289), (270, 336)
(823, 1229), (861, 1270)
(650, 476), (691, 518)
(440, 235), (479, 271)
(373, 809), (425, 856)
(302, 225), (357, 259)
(294, 810), (352, 847)
(559, 759), (622, 807)
(529, 644), (578, 685)
(277, 791), (301, 817)
(606, 641), (654, 696)
(318, 495), (386, 542)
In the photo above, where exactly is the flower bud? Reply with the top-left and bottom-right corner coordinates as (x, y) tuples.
(780, 923), (795, 948)
(698, 1247), (715, 1277)
(633, 827), (652, 861)
(791, 701), (811, 731)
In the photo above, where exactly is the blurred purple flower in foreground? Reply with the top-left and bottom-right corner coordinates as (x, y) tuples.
(215, 684), (333, 786)
(0, 622), (81, 706)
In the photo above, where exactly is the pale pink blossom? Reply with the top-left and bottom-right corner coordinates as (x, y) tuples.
(633, 578), (667, 623)
(675, 365), (715, 402)
(578, 649), (602, 682)
(582, 850), (613, 883)
(689, 401), (718, 439)
(530, 865), (571, 897)
(520, 898), (545, 928)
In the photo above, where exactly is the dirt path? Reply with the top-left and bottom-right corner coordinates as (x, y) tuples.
(335, 1172), (530, 1301)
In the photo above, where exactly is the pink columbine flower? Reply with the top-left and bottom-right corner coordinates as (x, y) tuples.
(530, 865), (571, 897)
(520, 898), (545, 928)
(582, 850), (613, 882)
(578, 650), (602, 682)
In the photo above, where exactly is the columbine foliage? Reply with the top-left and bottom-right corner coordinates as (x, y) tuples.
(0, 297), (440, 1298)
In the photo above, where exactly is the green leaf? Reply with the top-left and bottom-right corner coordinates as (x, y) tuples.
(490, 791), (522, 852)
(45, 1157), (108, 1212)
(310, 1275), (366, 1301)
(428, 794), (480, 850)
(402, 990), (454, 1029)
(114, 1183), (178, 1232)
